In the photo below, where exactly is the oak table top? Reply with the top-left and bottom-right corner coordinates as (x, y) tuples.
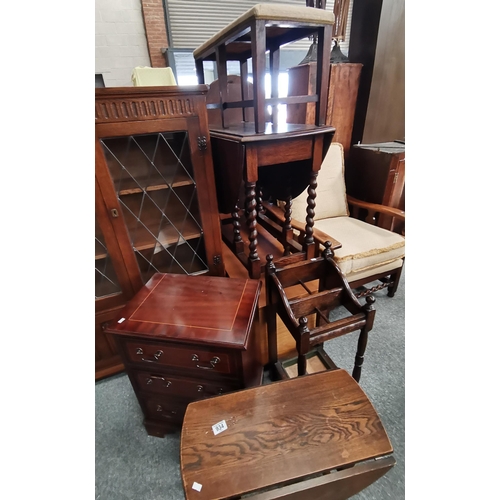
(180, 369), (393, 499)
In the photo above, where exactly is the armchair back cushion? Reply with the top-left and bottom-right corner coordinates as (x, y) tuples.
(288, 142), (349, 222)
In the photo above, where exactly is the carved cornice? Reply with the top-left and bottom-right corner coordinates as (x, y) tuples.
(95, 96), (196, 123)
(95, 86), (208, 123)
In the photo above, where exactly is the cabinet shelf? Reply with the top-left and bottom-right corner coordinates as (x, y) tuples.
(136, 236), (208, 280)
(128, 220), (202, 253)
(118, 179), (194, 197)
(101, 132), (195, 197)
(119, 184), (202, 254)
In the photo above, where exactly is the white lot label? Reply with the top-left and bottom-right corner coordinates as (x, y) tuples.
(212, 419), (228, 435)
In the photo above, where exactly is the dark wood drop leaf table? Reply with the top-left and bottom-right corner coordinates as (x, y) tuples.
(180, 369), (395, 500)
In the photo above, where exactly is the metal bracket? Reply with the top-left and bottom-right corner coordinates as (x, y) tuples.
(197, 136), (207, 151)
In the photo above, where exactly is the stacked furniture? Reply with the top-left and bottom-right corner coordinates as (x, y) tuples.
(95, 6), (401, 497)
(193, 3), (337, 278)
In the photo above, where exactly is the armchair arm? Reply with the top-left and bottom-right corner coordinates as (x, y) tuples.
(347, 195), (405, 235)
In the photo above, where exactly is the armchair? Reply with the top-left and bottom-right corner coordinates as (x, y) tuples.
(263, 142), (405, 297)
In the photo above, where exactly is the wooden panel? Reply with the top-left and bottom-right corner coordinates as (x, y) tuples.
(286, 64), (315, 125)
(250, 457), (395, 500)
(326, 63), (362, 158)
(256, 138), (312, 166)
(345, 142), (405, 230)
(348, 0), (404, 144)
(287, 62), (362, 157)
(362, 0), (404, 143)
(95, 86), (208, 123)
(95, 303), (126, 380)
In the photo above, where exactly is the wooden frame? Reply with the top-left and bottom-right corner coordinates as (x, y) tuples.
(95, 86), (226, 380)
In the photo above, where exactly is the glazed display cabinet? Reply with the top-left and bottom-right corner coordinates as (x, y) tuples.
(95, 86), (225, 380)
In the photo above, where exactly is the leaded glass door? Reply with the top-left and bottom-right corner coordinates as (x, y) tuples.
(99, 130), (209, 284)
(95, 216), (122, 298)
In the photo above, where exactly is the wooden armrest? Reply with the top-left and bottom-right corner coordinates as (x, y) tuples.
(347, 195), (405, 221)
(347, 195), (405, 235)
(263, 202), (342, 250)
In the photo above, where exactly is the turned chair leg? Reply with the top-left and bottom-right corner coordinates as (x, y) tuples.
(352, 295), (376, 382)
(352, 325), (368, 382)
(387, 263), (404, 297)
(296, 316), (310, 376)
(265, 255), (279, 377)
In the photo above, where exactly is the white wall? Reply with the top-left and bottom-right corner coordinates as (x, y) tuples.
(95, 0), (151, 87)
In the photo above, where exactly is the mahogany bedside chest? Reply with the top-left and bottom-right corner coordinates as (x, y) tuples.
(105, 273), (262, 437)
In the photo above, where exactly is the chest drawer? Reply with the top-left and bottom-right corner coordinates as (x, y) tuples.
(123, 339), (237, 375)
(142, 397), (187, 423)
(133, 370), (239, 399)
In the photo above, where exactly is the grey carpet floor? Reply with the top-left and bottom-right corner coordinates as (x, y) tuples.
(95, 269), (404, 499)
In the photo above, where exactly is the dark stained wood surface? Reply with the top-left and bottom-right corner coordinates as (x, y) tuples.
(180, 369), (393, 499)
(105, 273), (261, 349)
(249, 456), (395, 500)
(287, 63), (362, 159)
(209, 122), (333, 141)
(106, 272), (263, 436)
(95, 86), (227, 380)
(348, 0), (404, 144)
(193, 7), (333, 133)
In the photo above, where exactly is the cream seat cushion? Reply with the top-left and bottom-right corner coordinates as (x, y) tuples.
(314, 217), (405, 277)
(193, 4), (335, 59)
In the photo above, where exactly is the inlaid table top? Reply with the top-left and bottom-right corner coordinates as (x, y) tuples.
(105, 273), (261, 348)
(180, 369), (393, 499)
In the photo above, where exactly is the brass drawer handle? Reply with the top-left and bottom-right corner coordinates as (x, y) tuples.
(146, 376), (172, 388)
(191, 354), (220, 370)
(135, 347), (163, 363)
(156, 405), (177, 417)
